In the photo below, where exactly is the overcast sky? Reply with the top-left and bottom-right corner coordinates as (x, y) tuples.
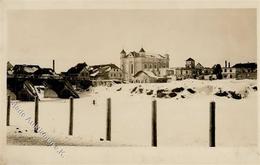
(7, 9), (256, 73)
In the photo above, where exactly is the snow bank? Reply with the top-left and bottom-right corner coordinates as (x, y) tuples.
(7, 79), (257, 147)
(91, 79), (257, 100)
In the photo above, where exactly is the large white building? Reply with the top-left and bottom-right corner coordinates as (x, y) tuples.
(120, 48), (170, 82)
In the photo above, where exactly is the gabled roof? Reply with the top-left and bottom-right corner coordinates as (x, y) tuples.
(67, 62), (88, 75)
(13, 64), (41, 74)
(91, 63), (120, 70)
(134, 70), (159, 79)
(186, 58), (195, 61)
(34, 68), (55, 75)
(139, 48), (145, 53)
(89, 64), (121, 78)
(120, 49), (126, 54)
(196, 63), (204, 68)
(127, 51), (139, 57)
(232, 63), (257, 69)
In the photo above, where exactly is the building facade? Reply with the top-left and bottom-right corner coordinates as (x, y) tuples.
(120, 48), (170, 82)
(232, 63), (257, 79)
(173, 58), (214, 80)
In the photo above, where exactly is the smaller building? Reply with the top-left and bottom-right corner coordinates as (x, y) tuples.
(63, 62), (91, 89)
(232, 63), (257, 79)
(90, 64), (123, 81)
(173, 58), (215, 80)
(89, 64), (123, 86)
(185, 58), (195, 69)
(222, 67), (236, 79)
(133, 70), (167, 83)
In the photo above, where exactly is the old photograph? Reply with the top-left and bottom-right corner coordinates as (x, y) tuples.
(2, 5), (258, 164)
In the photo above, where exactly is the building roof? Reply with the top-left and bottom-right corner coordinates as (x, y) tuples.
(128, 51), (139, 57)
(89, 64), (121, 78)
(196, 63), (204, 68)
(13, 64), (41, 75)
(7, 61), (13, 71)
(67, 62), (88, 75)
(232, 63), (257, 69)
(134, 70), (159, 79)
(120, 49), (126, 54)
(139, 48), (145, 53)
(34, 68), (55, 75)
(91, 63), (120, 70)
(186, 58), (195, 61)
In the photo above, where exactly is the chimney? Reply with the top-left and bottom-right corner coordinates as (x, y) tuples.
(228, 62), (230, 68)
(52, 59), (55, 72)
(225, 60), (227, 68)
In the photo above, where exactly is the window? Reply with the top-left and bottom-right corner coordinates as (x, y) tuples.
(230, 69), (232, 72)
(131, 64), (134, 74)
(144, 64), (147, 69)
(154, 64), (156, 68)
(224, 69), (227, 72)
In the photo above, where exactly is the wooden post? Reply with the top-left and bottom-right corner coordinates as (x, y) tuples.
(6, 96), (11, 126)
(69, 97), (74, 136)
(106, 98), (111, 141)
(152, 100), (157, 147)
(52, 59), (55, 72)
(209, 101), (216, 147)
(34, 96), (39, 133)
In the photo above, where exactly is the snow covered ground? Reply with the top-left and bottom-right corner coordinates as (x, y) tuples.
(7, 79), (257, 147)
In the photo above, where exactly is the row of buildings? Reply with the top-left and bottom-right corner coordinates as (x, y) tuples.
(7, 48), (257, 100)
(119, 48), (257, 82)
(7, 61), (125, 100)
(169, 58), (257, 80)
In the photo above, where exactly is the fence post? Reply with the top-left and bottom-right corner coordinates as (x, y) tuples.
(106, 98), (111, 141)
(34, 96), (39, 133)
(209, 101), (216, 147)
(152, 100), (157, 147)
(69, 97), (74, 136)
(6, 96), (11, 126)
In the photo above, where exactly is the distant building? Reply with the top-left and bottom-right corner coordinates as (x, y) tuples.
(133, 70), (167, 83)
(173, 58), (214, 80)
(221, 61), (257, 79)
(89, 64), (123, 86)
(62, 62), (91, 90)
(232, 62), (257, 79)
(185, 58), (195, 69)
(120, 48), (170, 82)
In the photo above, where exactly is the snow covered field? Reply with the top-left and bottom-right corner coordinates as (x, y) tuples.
(7, 79), (257, 147)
